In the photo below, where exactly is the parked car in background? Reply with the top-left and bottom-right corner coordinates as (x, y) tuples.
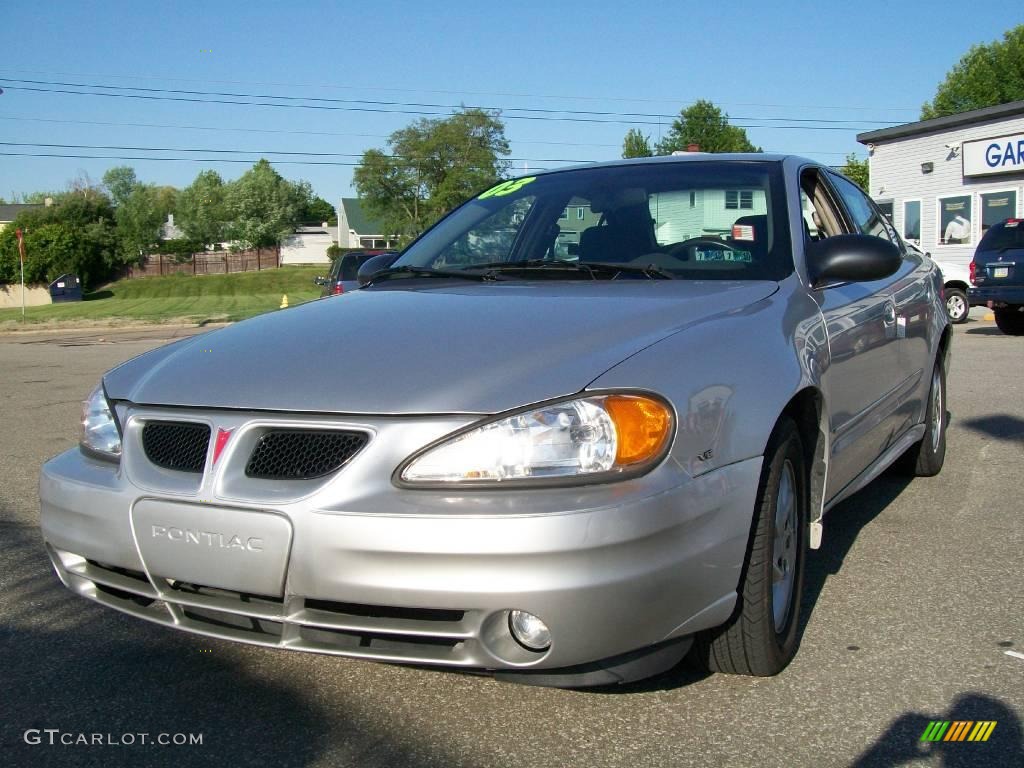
(908, 242), (974, 325)
(968, 219), (1024, 335)
(315, 250), (397, 297)
(40, 156), (950, 688)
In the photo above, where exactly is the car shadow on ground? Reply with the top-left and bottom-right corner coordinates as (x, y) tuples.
(849, 692), (1023, 767)
(0, 519), (460, 768)
(963, 327), (1006, 336)
(959, 414), (1024, 442)
(798, 470), (913, 639)
(581, 469), (915, 695)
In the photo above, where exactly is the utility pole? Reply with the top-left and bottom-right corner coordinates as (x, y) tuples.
(15, 227), (26, 321)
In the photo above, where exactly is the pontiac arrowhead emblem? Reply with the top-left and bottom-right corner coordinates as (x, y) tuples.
(212, 428), (233, 465)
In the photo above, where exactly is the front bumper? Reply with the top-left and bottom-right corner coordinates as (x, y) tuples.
(40, 433), (761, 679)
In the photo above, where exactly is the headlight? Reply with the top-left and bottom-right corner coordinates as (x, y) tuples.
(80, 384), (121, 461)
(399, 393), (673, 486)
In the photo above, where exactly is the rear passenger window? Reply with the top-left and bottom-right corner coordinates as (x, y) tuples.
(829, 173), (895, 244)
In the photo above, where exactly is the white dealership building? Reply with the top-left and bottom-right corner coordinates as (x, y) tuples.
(857, 100), (1024, 274)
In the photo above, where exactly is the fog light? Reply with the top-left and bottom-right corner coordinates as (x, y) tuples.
(508, 610), (551, 651)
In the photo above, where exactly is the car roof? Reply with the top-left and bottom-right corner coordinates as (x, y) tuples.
(527, 153), (808, 178)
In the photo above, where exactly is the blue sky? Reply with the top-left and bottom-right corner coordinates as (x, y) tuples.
(1, 0), (1021, 203)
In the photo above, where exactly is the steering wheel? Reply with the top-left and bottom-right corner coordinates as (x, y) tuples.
(665, 237), (738, 259)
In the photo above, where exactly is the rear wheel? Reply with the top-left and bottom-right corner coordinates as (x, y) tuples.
(994, 306), (1024, 336)
(945, 287), (969, 324)
(691, 419), (807, 676)
(896, 358), (946, 476)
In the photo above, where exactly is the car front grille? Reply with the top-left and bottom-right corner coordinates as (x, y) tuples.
(142, 421), (211, 473)
(244, 429), (369, 480)
(51, 548), (476, 667)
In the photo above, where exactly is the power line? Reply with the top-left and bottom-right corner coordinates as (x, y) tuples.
(0, 68), (922, 113)
(0, 141), (597, 164)
(0, 79), (899, 130)
(0, 151), (460, 168)
(1, 78), (902, 125)
(0, 114), (623, 148)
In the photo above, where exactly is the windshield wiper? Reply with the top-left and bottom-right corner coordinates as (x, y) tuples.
(367, 265), (500, 284)
(472, 259), (674, 280)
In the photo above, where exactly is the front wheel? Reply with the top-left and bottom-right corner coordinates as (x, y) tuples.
(690, 418), (807, 676)
(945, 287), (969, 324)
(994, 306), (1024, 335)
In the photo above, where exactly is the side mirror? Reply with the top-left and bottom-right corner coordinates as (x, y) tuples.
(357, 253), (400, 286)
(313, 276), (327, 286)
(807, 234), (901, 289)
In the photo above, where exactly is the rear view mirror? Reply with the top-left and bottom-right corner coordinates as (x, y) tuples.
(357, 253), (400, 286)
(807, 235), (901, 288)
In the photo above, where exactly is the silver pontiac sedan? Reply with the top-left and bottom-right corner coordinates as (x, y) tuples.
(40, 155), (950, 687)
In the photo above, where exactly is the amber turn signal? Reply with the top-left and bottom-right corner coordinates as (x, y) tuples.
(604, 395), (673, 466)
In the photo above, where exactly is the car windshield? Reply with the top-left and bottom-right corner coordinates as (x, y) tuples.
(392, 161), (793, 281)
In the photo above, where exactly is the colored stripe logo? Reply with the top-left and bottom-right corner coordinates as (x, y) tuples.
(920, 721), (997, 742)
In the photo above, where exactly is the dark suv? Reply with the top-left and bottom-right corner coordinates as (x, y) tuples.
(968, 219), (1024, 335)
(316, 251), (396, 297)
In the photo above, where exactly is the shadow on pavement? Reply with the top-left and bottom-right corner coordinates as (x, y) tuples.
(0, 519), (459, 768)
(963, 327), (1006, 336)
(959, 414), (1024, 442)
(850, 692), (1023, 767)
(799, 471), (913, 637)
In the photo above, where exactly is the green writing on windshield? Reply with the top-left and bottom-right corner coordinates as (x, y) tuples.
(479, 177), (537, 199)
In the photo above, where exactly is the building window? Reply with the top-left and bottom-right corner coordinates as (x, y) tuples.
(877, 201), (894, 224)
(980, 190), (1018, 235)
(725, 190), (753, 210)
(559, 209), (568, 220)
(902, 200), (921, 243)
(689, 190), (696, 208)
(577, 207), (585, 220)
(937, 194), (973, 246)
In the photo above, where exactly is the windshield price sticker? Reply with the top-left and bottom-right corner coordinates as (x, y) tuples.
(479, 177), (537, 199)
(695, 250), (752, 262)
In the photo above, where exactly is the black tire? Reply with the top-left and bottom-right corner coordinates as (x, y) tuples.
(895, 358), (947, 477)
(994, 307), (1024, 336)
(690, 418), (807, 676)
(945, 287), (969, 324)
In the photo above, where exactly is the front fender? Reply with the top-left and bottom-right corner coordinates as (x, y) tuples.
(587, 275), (827, 478)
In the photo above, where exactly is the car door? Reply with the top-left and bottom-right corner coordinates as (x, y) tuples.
(802, 169), (903, 499)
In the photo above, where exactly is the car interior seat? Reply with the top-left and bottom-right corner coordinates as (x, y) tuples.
(732, 214), (769, 263)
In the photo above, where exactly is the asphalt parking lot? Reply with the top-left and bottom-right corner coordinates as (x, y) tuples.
(1, 310), (1021, 768)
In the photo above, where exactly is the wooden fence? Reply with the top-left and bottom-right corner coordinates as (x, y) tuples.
(126, 247), (280, 278)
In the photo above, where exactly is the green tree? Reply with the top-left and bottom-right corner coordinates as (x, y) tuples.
(840, 154), (870, 192)
(655, 100), (761, 154)
(102, 167), (173, 262)
(302, 196), (337, 225)
(102, 166), (139, 207)
(0, 195), (118, 288)
(922, 25), (1024, 119)
(223, 159), (312, 249)
(354, 108), (510, 240)
(177, 170), (228, 248)
(622, 129), (653, 158)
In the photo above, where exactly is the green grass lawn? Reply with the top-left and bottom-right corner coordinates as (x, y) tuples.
(0, 267), (326, 328)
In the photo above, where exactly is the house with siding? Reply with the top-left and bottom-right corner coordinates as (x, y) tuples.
(336, 198), (397, 249)
(857, 101), (1024, 276)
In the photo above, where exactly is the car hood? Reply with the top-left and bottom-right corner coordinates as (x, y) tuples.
(104, 281), (778, 415)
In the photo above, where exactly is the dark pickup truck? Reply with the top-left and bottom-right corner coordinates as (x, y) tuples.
(969, 219), (1024, 335)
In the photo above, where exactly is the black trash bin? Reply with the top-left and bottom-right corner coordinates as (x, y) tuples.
(49, 274), (83, 303)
